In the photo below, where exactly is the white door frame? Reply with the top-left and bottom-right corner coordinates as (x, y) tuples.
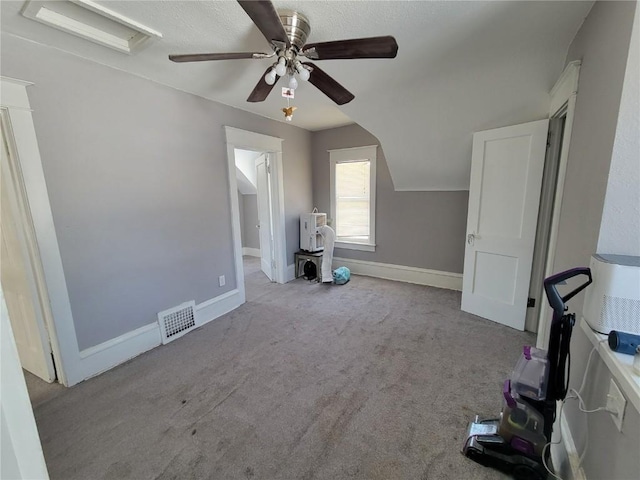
(0, 77), (75, 386)
(536, 61), (581, 348)
(1, 122), (55, 381)
(225, 127), (287, 290)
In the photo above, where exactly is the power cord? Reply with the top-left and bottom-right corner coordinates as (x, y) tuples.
(541, 338), (609, 480)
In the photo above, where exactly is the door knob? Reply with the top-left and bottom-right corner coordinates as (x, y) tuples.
(256, 224), (260, 229)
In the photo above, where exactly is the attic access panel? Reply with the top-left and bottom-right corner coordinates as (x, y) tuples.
(21, 0), (162, 54)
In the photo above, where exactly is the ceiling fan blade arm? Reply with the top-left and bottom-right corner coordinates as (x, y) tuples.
(237, 0), (291, 48)
(302, 36), (398, 60)
(304, 63), (354, 105)
(247, 68), (277, 102)
(168, 52), (268, 62)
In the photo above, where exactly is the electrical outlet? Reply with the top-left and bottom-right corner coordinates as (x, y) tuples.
(606, 379), (626, 431)
(218, 275), (225, 287)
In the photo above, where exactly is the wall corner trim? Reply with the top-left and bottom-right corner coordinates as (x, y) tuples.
(332, 257), (462, 291)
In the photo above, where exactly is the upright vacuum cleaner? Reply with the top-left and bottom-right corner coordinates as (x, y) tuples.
(462, 268), (592, 480)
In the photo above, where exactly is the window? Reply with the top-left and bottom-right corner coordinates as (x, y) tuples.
(329, 145), (376, 251)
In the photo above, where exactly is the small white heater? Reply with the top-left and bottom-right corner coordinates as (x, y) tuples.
(300, 212), (326, 252)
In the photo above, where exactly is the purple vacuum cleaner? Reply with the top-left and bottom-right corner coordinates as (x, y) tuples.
(462, 267), (592, 480)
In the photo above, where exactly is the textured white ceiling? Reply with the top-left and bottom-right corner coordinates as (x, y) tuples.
(0, 0), (593, 190)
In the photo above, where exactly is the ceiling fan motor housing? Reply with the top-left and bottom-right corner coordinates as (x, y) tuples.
(278, 10), (311, 52)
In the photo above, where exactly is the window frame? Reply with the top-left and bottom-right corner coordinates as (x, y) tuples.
(329, 145), (377, 252)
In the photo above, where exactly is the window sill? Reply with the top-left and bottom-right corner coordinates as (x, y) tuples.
(335, 241), (376, 252)
(580, 317), (640, 413)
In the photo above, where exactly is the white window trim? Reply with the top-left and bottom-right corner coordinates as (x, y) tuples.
(329, 145), (377, 252)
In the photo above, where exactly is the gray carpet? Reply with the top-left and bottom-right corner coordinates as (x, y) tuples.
(28, 256), (534, 479)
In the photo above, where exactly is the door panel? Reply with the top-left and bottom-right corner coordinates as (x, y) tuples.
(1, 128), (55, 381)
(462, 119), (549, 330)
(255, 154), (274, 281)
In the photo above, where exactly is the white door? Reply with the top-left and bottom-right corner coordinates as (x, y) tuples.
(1, 126), (55, 381)
(461, 119), (549, 330)
(255, 154), (274, 281)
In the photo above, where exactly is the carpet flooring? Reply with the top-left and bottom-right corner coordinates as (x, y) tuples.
(26, 257), (534, 479)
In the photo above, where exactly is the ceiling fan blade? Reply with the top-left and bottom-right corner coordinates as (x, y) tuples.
(247, 68), (277, 102)
(237, 0), (290, 48)
(169, 52), (264, 62)
(302, 36), (398, 60)
(304, 63), (354, 105)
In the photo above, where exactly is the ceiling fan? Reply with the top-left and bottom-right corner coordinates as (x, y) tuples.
(168, 0), (398, 106)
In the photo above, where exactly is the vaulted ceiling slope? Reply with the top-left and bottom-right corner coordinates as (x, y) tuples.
(1, 1), (593, 190)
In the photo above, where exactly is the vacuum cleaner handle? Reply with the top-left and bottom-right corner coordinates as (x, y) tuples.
(544, 267), (592, 318)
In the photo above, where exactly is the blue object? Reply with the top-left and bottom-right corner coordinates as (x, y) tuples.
(608, 330), (640, 355)
(333, 266), (350, 285)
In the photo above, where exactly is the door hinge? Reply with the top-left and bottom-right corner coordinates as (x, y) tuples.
(271, 259), (276, 268)
(527, 297), (536, 308)
(546, 131), (552, 148)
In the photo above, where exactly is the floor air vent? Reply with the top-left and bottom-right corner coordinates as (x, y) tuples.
(158, 301), (196, 344)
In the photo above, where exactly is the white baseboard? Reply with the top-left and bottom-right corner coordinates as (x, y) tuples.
(332, 257), (462, 291)
(196, 288), (244, 327)
(242, 247), (260, 257)
(550, 408), (586, 480)
(286, 263), (296, 283)
(74, 289), (244, 384)
(78, 323), (162, 382)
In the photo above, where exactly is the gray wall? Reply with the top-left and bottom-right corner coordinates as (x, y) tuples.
(1, 34), (311, 350)
(240, 194), (260, 250)
(311, 124), (468, 273)
(550, 2), (639, 479)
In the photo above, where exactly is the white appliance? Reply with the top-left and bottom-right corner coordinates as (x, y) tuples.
(300, 212), (326, 252)
(583, 254), (640, 335)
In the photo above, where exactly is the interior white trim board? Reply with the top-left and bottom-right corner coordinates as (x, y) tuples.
(550, 408), (586, 480)
(242, 247), (260, 257)
(536, 61), (581, 349)
(225, 126), (287, 293)
(76, 288), (243, 381)
(195, 288), (243, 328)
(1, 76), (75, 386)
(332, 257), (463, 291)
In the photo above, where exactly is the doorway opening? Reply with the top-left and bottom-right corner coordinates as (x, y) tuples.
(235, 148), (275, 283)
(225, 127), (287, 305)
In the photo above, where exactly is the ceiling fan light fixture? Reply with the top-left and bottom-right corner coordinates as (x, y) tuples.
(295, 62), (310, 81)
(288, 75), (298, 90)
(275, 57), (287, 76)
(264, 68), (277, 85)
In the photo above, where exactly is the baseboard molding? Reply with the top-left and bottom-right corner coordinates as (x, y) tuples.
(78, 323), (162, 382)
(286, 263), (296, 283)
(242, 247), (260, 257)
(75, 289), (244, 384)
(550, 408), (586, 480)
(332, 257), (463, 291)
(196, 288), (243, 327)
